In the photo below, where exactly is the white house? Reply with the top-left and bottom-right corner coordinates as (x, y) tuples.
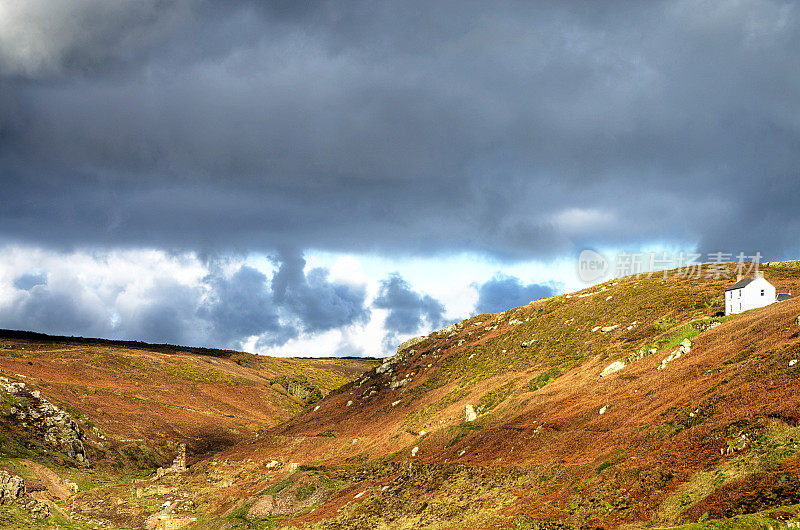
(724, 272), (776, 315)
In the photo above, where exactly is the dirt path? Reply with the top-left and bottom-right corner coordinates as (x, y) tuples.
(20, 459), (72, 500)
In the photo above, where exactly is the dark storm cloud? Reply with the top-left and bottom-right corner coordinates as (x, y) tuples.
(271, 250), (370, 333)
(373, 273), (445, 337)
(0, 253), (371, 351)
(124, 278), (203, 345)
(1, 0), (800, 259)
(474, 274), (556, 315)
(199, 265), (291, 347)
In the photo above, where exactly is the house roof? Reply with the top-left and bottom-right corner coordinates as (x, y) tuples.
(725, 278), (756, 291)
(777, 293), (793, 302)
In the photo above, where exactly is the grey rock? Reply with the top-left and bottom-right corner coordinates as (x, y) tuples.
(0, 471), (25, 505)
(28, 499), (50, 519)
(1, 380), (86, 464)
(397, 335), (426, 354)
(437, 324), (458, 336)
(0, 471), (49, 519)
(462, 405), (477, 423)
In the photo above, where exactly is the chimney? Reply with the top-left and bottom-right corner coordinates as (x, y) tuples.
(755, 271), (764, 279)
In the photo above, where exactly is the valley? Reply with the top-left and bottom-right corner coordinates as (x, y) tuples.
(3, 262), (800, 528)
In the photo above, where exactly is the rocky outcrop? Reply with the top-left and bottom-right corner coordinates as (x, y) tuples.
(657, 340), (692, 371)
(439, 323), (458, 334)
(397, 335), (426, 354)
(0, 471), (49, 519)
(269, 375), (323, 405)
(692, 319), (721, 332)
(0, 471), (24, 505)
(374, 333), (436, 377)
(245, 472), (328, 519)
(1, 377), (86, 464)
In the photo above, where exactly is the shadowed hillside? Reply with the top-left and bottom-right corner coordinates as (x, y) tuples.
(0, 333), (377, 527)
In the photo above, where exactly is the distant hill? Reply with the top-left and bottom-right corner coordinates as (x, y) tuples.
(0, 331), (377, 473)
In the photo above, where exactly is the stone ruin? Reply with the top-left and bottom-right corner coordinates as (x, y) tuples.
(153, 443), (187, 479)
(172, 443), (187, 472)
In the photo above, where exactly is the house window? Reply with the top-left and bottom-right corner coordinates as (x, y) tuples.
(761, 289), (765, 296)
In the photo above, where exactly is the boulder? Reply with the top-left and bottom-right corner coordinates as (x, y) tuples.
(627, 349), (645, 363)
(0, 471), (49, 519)
(29, 500), (50, 519)
(389, 378), (408, 390)
(375, 361), (393, 375)
(600, 361), (626, 378)
(658, 350), (681, 370)
(0, 471), (25, 505)
(397, 336), (426, 354)
(679, 338), (692, 354)
(462, 405), (477, 423)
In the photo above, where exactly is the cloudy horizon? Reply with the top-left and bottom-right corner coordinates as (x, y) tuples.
(1, 0), (798, 356)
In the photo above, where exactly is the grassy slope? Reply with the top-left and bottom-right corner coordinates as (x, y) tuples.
(185, 262), (800, 529)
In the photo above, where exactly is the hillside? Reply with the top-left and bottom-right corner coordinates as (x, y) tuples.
(4, 262), (800, 528)
(0, 333), (377, 526)
(171, 261), (800, 529)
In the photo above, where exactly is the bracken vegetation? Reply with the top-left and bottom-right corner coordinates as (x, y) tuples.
(3, 262), (800, 528)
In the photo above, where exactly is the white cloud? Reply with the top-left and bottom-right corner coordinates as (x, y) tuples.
(0, 244), (702, 356)
(553, 208), (615, 234)
(0, 0), (194, 77)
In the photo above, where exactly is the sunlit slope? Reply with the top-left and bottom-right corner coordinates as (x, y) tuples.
(205, 262), (800, 528)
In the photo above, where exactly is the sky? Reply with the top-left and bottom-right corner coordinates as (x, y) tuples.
(0, 0), (799, 357)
